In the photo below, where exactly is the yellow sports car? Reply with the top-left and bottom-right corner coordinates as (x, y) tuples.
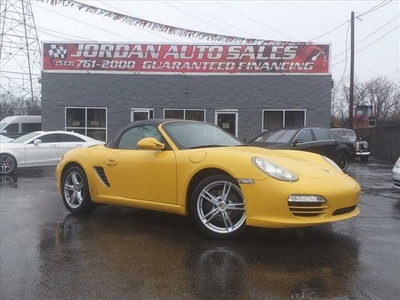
(56, 119), (360, 238)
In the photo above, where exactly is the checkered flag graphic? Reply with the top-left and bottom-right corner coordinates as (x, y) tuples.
(48, 44), (67, 59)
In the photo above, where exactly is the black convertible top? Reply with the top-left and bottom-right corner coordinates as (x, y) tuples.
(105, 118), (196, 149)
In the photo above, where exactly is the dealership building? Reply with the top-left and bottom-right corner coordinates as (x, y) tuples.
(41, 42), (332, 141)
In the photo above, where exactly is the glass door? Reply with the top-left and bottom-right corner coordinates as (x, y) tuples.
(215, 110), (238, 137)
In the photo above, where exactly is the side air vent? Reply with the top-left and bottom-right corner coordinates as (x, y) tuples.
(94, 167), (110, 187)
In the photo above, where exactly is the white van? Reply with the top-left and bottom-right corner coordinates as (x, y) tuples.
(0, 115), (42, 138)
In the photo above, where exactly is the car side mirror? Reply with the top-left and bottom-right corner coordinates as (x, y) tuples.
(1, 129), (6, 133)
(33, 139), (42, 146)
(293, 139), (304, 145)
(137, 137), (165, 150)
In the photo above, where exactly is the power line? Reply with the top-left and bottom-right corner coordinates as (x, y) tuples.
(333, 21), (351, 93)
(216, 1), (295, 40)
(37, 26), (96, 41)
(332, 14), (399, 61)
(96, 0), (175, 42)
(32, 2), (142, 42)
(310, 0), (394, 42)
(309, 20), (350, 42)
(357, 0), (393, 19)
(160, 1), (234, 38)
(177, 1), (257, 38)
(332, 24), (399, 67)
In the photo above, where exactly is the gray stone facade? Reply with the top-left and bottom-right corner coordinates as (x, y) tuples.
(41, 73), (332, 141)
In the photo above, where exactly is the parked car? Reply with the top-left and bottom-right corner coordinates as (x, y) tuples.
(330, 128), (370, 162)
(56, 119), (360, 239)
(392, 157), (400, 190)
(248, 127), (356, 171)
(0, 131), (103, 175)
(0, 115), (42, 138)
(0, 134), (13, 143)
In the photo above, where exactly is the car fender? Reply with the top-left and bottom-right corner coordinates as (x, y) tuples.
(335, 144), (351, 154)
(0, 150), (22, 166)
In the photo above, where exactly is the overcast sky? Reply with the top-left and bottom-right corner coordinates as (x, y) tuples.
(31, 0), (400, 84)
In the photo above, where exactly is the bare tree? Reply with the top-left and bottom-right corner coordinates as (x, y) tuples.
(366, 77), (400, 126)
(0, 93), (41, 120)
(332, 76), (400, 127)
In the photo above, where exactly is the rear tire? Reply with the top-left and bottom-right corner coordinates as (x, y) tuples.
(189, 175), (246, 239)
(336, 151), (349, 171)
(61, 166), (98, 214)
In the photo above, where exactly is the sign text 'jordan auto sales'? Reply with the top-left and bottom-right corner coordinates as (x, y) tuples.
(43, 43), (330, 74)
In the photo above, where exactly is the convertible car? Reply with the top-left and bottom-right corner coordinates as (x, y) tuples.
(56, 119), (360, 238)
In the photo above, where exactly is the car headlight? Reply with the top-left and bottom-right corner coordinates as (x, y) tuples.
(252, 157), (298, 182)
(362, 141), (369, 148)
(321, 155), (342, 172)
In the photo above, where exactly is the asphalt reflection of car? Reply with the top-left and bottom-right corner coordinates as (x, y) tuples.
(392, 157), (400, 190)
(56, 119), (360, 239)
(330, 128), (370, 162)
(0, 131), (104, 175)
(249, 127), (356, 172)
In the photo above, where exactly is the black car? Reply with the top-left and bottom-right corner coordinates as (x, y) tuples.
(330, 128), (370, 162)
(248, 127), (356, 171)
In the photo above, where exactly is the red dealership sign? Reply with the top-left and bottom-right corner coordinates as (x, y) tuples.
(42, 43), (330, 74)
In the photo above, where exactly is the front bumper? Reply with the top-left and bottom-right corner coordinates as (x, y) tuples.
(240, 174), (360, 228)
(356, 151), (370, 156)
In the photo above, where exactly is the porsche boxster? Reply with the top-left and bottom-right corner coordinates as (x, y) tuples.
(56, 119), (360, 238)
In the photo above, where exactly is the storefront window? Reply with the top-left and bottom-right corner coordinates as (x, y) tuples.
(65, 107), (107, 141)
(164, 109), (205, 121)
(263, 109), (306, 131)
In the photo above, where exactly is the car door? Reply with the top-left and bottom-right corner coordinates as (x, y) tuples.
(291, 129), (315, 152)
(24, 133), (59, 166)
(103, 125), (177, 204)
(57, 133), (86, 160)
(310, 128), (338, 158)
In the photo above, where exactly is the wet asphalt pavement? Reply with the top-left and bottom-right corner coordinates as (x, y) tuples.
(0, 159), (399, 300)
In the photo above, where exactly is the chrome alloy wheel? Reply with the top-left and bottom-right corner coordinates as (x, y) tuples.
(63, 170), (85, 209)
(197, 180), (246, 234)
(0, 154), (15, 175)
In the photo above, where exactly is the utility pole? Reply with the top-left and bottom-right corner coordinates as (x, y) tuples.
(0, 0), (41, 104)
(349, 11), (355, 129)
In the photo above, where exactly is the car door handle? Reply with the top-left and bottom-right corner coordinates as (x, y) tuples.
(76, 144), (82, 147)
(105, 159), (117, 167)
(50, 144), (57, 147)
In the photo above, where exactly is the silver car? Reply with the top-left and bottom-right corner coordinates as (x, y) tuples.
(392, 157), (400, 190)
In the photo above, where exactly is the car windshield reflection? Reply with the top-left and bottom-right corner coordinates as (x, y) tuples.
(10, 132), (41, 143)
(254, 129), (297, 143)
(162, 121), (242, 149)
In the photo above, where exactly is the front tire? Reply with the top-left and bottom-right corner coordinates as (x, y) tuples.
(189, 175), (246, 239)
(62, 166), (98, 214)
(0, 153), (16, 175)
(336, 151), (349, 171)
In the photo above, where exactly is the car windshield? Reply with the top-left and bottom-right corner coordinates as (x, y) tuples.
(332, 129), (356, 139)
(162, 121), (242, 149)
(11, 132), (41, 143)
(254, 129), (297, 143)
